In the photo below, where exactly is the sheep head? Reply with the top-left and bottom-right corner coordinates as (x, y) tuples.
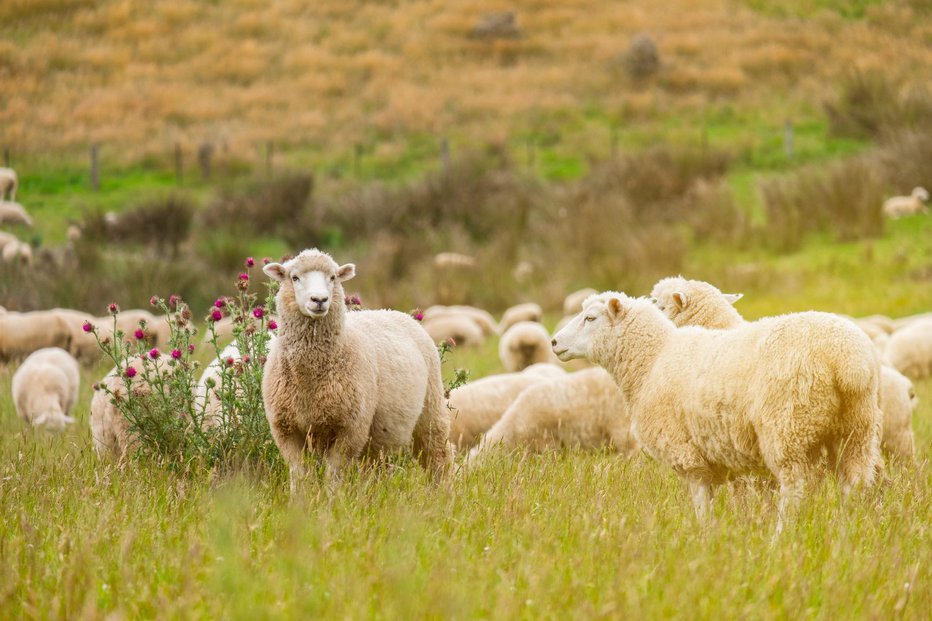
(264, 249), (355, 319)
(649, 276), (742, 327)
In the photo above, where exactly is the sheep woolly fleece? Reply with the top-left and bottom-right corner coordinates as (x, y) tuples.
(261, 248), (453, 489)
(12, 347), (80, 431)
(651, 277), (914, 460)
(885, 319), (932, 379)
(498, 321), (556, 372)
(552, 291), (882, 523)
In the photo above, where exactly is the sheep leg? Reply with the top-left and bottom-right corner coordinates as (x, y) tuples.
(688, 478), (714, 523)
(412, 391), (455, 483)
(273, 431), (309, 497)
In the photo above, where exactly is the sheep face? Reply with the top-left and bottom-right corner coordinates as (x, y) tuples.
(649, 277), (741, 325)
(264, 250), (356, 319)
(552, 294), (618, 362)
(913, 187), (929, 202)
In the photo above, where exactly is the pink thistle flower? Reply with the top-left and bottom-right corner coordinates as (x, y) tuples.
(92, 382), (100, 391)
(267, 320), (278, 330)
(226, 357), (235, 366)
(187, 344), (195, 353)
(82, 321), (94, 333)
(168, 294), (180, 308)
(124, 366), (137, 379)
(242, 354), (251, 363)
(214, 298), (226, 308)
(134, 328), (145, 340)
(245, 257), (255, 267)
(238, 273), (249, 281)
(253, 307), (264, 319)
(149, 348), (160, 359)
(446, 337), (456, 347)
(412, 308), (424, 322)
(211, 309), (223, 322)
(108, 303), (119, 314)
(149, 296), (158, 307)
(170, 348), (182, 360)
(262, 257), (271, 265)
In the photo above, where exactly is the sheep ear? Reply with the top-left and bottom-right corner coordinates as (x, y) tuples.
(263, 263), (287, 282)
(337, 263), (356, 282)
(672, 292), (688, 310)
(607, 297), (625, 320)
(722, 293), (743, 305)
(33, 413), (49, 427)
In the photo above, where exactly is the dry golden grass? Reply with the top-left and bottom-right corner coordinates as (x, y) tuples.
(0, 0), (930, 165)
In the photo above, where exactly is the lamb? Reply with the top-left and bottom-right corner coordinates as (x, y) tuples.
(195, 342), (241, 427)
(447, 363), (566, 449)
(422, 305), (498, 336)
(882, 187), (929, 219)
(552, 292), (882, 528)
(498, 321), (557, 372)
(467, 368), (637, 465)
(885, 318), (932, 379)
(0, 167), (17, 203)
(11, 347), (80, 431)
(421, 314), (485, 347)
(0, 200), (32, 227)
(262, 249), (454, 492)
(563, 288), (598, 317)
(0, 311), (73, 363)
(651, 277), (913, 460)
(1, 239), (32, 264)
(498, 302), (543, 333)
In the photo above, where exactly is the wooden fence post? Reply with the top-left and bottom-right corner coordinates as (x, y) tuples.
(198, 142), (213, 180)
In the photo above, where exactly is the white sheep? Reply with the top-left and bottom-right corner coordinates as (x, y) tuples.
(885, 318), (932, 379)
(0, 230), (17, 251)
(12, 347), (80, 431)
(447, 363), (566, 449)
(195, 342), (240, 428)
(467, 368), (637, 465)
(262, 249), (454, 492)
(891, 312), (932, 332)
(421, 314), (485, 347)
(651, 277), (913, 460)
(882, 187), (929, 219)
(1, 239), (32, 264)
(552, 292), (881, 529)
(498, 302), (543, 333)
(433, 252), (476, 269)
(0, 167), (17, 202)
(563, 288), (597, 317)
(422, 305), (498, 336)
(498, 320), (556, 372)
(0, 200), (32, 227)
(0, 311), (73, 363)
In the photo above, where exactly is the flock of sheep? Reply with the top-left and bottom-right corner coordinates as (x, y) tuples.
(0, 167), (34, 264)
(7, 246), (929, 533)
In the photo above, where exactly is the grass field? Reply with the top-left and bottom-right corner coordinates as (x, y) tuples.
(2, 232), (931, 618)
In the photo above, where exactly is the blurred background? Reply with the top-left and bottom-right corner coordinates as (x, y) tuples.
(0, 0), (930, 316)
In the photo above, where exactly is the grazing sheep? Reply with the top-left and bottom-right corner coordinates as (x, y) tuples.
(433, 252), (476, 269)
(891, 312), (932, 332)
(0, 311), (73, 363)
(882, 187), (929, 219)
(498, 302), (543, 333)
(499, 321), (556, 372)
(1, 239), (32, 264)
(885, 319), (932, 379)
(422, 314), (485, 347)
(423, 305), (498, 336)
(651, 277), (912, 460)
(50, 308), (103, 363)
(447, 363), (566, 449)
(262, 249), (454, 492)
(0, 200), (32, 227)
(467, 368), (637, 465)
(0, 167), (17, 202)
(552, 292), (882, 529)
(12, 347), (80, 431)
(563, 288), (598, 317)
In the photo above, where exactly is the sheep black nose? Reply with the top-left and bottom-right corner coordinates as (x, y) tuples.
(551, 339), (557, 347)
(310, 296), (329, 305)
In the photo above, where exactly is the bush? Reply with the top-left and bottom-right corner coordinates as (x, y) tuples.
(88, 266), (280, 474)
(84, 194), (194, 258)
(826, 71), (932, 140)
(623, 33), (661, 81)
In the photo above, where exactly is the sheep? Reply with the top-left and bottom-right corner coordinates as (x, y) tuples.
(467, 368), (637, 465)
(882, 187), (929, 219)
(0, 230), (16, 251)
(422, 314), (485, 347)
(262, 249), (454, 492)
(1, 239), (32, 264)
(113, 309), (170, 349)
(498, 320), (556, 372)
(891, 312), (932, 332)
(552, 292), (882, 529)
(195, 342), (241, 427)
(563, 288), (598, 317)
(422, 305), (498, 336)
(11, 347), (80, 431)
(651, 277), (913, 460)
(0, 167), (17, 202)
(0, 200), (32, 227)
(0, 311), (73, 363)
(498, 302), (543, 333)
(447, 363), (566, 449)
(858, 314), (896, 335)
(885, 318), (932, 379)
(433, 252), (476, 269)
(48, 308), (103, 363)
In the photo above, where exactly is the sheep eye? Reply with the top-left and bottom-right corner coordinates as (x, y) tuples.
(291, 275), (299, 282)
(584, 316), (595, 323)
(330, 276), (335, 282)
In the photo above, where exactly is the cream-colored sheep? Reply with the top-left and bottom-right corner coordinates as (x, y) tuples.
(467, 368), (637, 465)
(447, 363), (566, 449)
(433, 252), (476, 269)
(848, 318), (890, 354)
(50, 308), (103, 363)
(195, 342), (240, 428)
(422, 314), (485, 347)
(0, 230), (16, 251)
(498, 320), (556, 372)
(0, 167), (17, 202)
(1, 240), (31, 264)
(651, 277), (912, 460)
(858, 314), (896, 335)
(12, 347), (80, 431)
(0, 311), (73, 363)
(563, 288), (598, 317)
(422, 305), (498, 336)
(553, 292), (881, 528)
(0, 200), (32, 227)
(262, 249), (454, 492)
(885, 318), (932, 379)
(891, 312), (932, 332)
(498, 302), (543, 333)
(882, 187), (928, 219)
